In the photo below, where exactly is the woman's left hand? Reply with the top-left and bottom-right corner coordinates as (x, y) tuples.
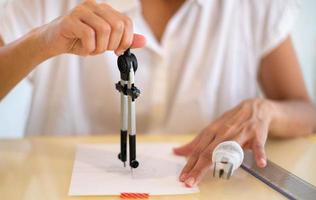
(173, 98), (274, 187)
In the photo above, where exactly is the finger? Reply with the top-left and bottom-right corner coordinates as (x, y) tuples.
(77, 9), (111, 54)
(232, 129), (252, 146)
(210, 107), (245, 143)
(173, 134), (202, 156)
(93, 4), (125, 50)
(184, 150), (212, 187)
(178, 129), (216, 180)
(218, 110), (247, 137)
(70, 20), (96, 55)
(179, 152), (199, 182)
(131, 34), (146, 48)
(115, 16), (134, 55)
(243, 141), (252, 149)
(252, 140), (267, 168)
(107, 18), (124, 50)
(84, 2), (145, 51)
(190, 128), (217, 156)
(183, 136), (222, 185)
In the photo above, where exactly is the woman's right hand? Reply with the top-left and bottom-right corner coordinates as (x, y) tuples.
(40, 0), (146, 57)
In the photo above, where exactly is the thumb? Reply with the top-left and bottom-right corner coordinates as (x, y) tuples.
(131, 33), (146, 49)
(252, 141), (267, 168)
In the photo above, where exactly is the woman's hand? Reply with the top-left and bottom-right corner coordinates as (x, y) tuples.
(173, 98), (274, 187)
(39, 0), (146, 57)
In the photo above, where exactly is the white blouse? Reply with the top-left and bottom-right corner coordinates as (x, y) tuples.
(0, 0), (299, 135)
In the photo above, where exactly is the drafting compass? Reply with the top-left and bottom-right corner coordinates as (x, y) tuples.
(115, 49), (140, 169)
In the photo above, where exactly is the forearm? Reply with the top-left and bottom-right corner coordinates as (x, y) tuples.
(0, 28), (52, 100)
(267, 99), (316, 138)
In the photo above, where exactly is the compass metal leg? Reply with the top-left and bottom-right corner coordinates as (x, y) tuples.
(128, 67), (139, 169)
(117, 80), (128, 167)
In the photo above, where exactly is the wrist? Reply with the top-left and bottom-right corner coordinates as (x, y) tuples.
(7, 28), (54, 69)
(29, 25), (58, 59)
(260, 99), (280, 133)
(243, 98), (276, 125)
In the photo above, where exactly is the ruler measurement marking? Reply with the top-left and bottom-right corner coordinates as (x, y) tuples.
(241, 151), (316, 200)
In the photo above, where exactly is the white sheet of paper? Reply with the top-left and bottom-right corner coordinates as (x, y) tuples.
(69, 143), (199, 196)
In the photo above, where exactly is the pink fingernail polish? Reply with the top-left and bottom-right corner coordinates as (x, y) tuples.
(180, 173), (187, 181)
(260, 158), (267, 167)
(185, 177), (195, 187)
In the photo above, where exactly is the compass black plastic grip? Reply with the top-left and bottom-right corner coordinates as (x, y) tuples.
(129, 135), (136, 162)
(119, 130), (127, 162)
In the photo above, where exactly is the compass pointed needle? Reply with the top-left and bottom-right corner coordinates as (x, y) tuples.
(131, 168), (134, 178)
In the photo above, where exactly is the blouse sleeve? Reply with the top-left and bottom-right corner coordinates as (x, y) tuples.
(0, 0), (75, 44)
(0, 0), (46, 44)
(251, 0), (300, 58)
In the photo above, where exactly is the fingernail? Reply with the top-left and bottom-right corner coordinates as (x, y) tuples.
(180, 173), (187, 181)
(115, 50), (122, 56)
(185, 177), (195, 187)
(257, 158), (266, 168)
(260, 158), (267, 167)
